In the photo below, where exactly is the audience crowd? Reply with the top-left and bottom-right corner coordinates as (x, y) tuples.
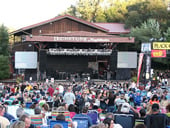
(0, 76), (169, 128)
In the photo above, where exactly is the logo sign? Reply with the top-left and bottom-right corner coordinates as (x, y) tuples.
(141, 43), (151, 52)
(151, 50), (166, 58)
(51, 78), (54, 83)
(153, 42), (170, 49)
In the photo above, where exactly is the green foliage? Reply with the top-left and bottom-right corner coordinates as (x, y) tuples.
(130, 19), (161, 42)
(0, 24), (10, 80)
(131, 76), (137, 83)
(0, 25), (9, 56)
(0, 55), (10, 79)
(163, 27), (170, 41)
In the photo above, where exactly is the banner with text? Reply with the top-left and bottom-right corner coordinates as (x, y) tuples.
(153, 42), (170, 49)
(151, 50), (166, 58)
(137, 53), (144, 86)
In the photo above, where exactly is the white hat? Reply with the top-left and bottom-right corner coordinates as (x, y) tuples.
(120, 102), (130, 113)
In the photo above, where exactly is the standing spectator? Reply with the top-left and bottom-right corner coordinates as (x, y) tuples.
(63, 86), (76, 107)
(58, 84), (64, 97)
(47, 84), (54, 97)
(107, 91), (116, 112)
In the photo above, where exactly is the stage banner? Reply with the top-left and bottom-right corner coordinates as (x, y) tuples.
(137, 53), (144, 87)
(151, 50), (166, 58)
(153, 42), (170, 49)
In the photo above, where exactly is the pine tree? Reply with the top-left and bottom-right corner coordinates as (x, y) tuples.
(0, 24), (10, 80)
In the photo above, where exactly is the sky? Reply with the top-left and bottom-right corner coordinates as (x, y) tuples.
(0, 0), (77, 30)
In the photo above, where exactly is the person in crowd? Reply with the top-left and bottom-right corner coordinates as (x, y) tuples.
(56, 114), (66, 121)
(134, 91), (142, 106)
(100, 90), (108, 111)
(19, 113), (35, 128)
(73, 106), (93, 127)
(145, 103), (169, 128)
(166, 103), (170, 126)
(58, 84), (64, 97)
(103, 117), (122, 128)
(149, 94), (160, 105)
(75, 91), (85, 113)
(34, 107), (41, 115)
(68, 104), (76, 118)
(47, 84), (54, 97)
(63, 86), (76, 108)
(115, 92), (126, 107)
(0, 105), (10, 128)
(16, 107), (25, 118)
(106, 91), (116, 112)
(134, 124), (146, 128)
(3, 105), (15, 121)
(53, 124), (63, 128)
(10, 120), (25, 128)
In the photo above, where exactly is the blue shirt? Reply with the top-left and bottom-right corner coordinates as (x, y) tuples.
(4, 112), (15, 121)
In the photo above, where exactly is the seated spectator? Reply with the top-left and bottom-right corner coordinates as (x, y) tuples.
(56, 114), (66, 121)
(91, 123), (106, 128)
(68, 104), (76, 118)
(73, 106), (93, 127)
(149, 95), (159, 105)
(16, 107), (25, 118)
(103, 117), (122, 128)
(10, 120), (25, 128)
(0, 105), (10, 128)
(53, 124), (63, 128)
(145, 103), (169, 128)
(3, 105), (15, 121)
(134, 124), (146, 128)
(105, 112), (114, 120)
(34, 107), (41, 115)
(19, 113), (35, 128)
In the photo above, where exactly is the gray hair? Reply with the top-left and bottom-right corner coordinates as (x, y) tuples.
(10, 121), (25, 128)
(16, 107), (24, 118)
(19, 113), (30, 122)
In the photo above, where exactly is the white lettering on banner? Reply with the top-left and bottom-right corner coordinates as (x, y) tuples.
(54, 36), (110, 42)
(137, 53), (144, 86)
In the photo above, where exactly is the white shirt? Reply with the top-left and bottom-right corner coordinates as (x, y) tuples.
(114, 123), (123, 128)
(58, 85), (64, 93)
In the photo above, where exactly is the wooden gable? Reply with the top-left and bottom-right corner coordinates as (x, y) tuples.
(31, 18), (104, 35)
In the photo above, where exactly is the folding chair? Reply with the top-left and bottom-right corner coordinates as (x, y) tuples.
(114, 113), (135, 128)
(25, 102), (32, 108)
(31, 114), (43, 128)
(72, 117), (89, 128)
(51, 111), (71, 128)
(87, 110), (99, 124)
(49, 120), (68, 128)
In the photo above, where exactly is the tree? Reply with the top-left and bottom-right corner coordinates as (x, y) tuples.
(65, 0), (104, 22)
(0, 24), (10, 80)
(164, 27), (170, 41)
(0, 55), (10, 79)
(125, 0), (170, 30)
(130, 19), (162, 51)
(0, 25), (9, 56)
